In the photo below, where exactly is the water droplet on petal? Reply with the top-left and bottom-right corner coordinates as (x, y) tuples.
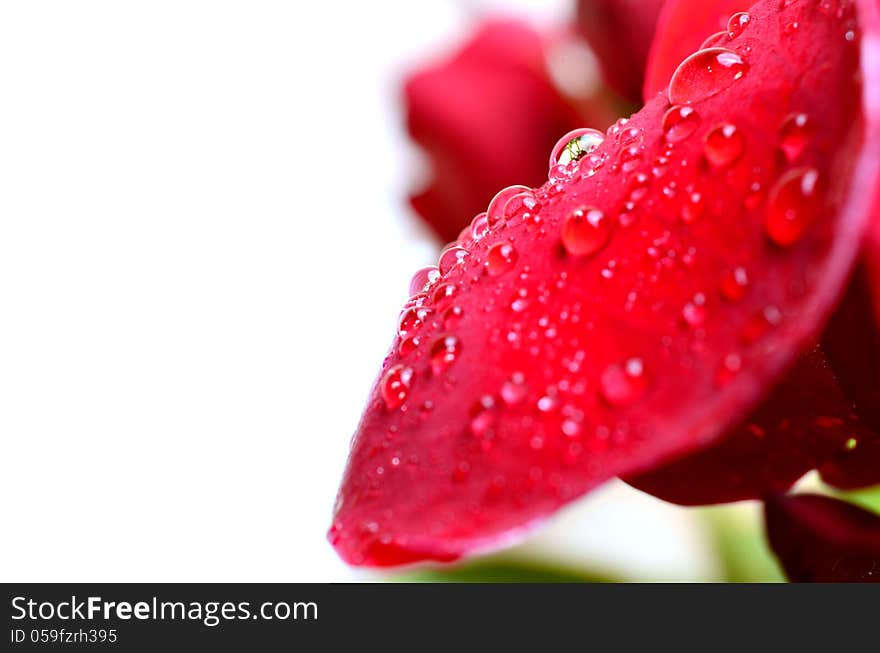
(486, 242), (518, 276)
(700, 31), (730, 49)
(562, 206), (611, 257)
(398, 306), (432, 337)
(662, 105), (700, 143)
(501, 372), (528, 406)
(600, 358), (648, 406)
(443, 305), (464, 329)
(668, 48), (748, 105)
(720, 266), (749, 301)
(779, 113), (812, 163)
(487, 185), (531, 226)
(432, 282), (458, 308)
(438, 246), (469, 275)
(703, 123), (744, 168)
(469, 395), (496, 437)
(409, 266), (440, 296)
(398, 335), (421, 357)
(502, 191), (540, 224)
(765, 168), (822, 247)
(430, 335), (461, 375)
(682, 293), (708, 328)
(680, 191), (705, 223)
(470, 212), (490, 241)
(381, 364), (413, 410)
(727, 12), (750, 38)
(549, 128), (605, 169)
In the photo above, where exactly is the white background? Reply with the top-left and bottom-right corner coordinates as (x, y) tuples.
(0, 1), (720, 581)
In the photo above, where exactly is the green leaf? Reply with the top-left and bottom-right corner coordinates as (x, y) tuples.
(698, 504), (785, 583)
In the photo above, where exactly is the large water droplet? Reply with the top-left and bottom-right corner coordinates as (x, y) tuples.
(562, 206), (611, 257)
(381, 364), (413, 410)
(765, 168), (821, 247)
(727, 12), (751, 38)
(703, 123), (744, 168)
(398, 305), (432, 337)
(662, 105), (700, 143)
(486, 242), (518, 276)
(503, 192), (541, 225)
(779, 113), (812, 163)
(438, 246), (469, 275)
(432, 282), (458, 308)
(599, 358), (648, 406)
(549, 128), (605, 170)
(470, 212), (490, 241)
(668, 48), (748, 105)
(430, 335), (461, 375)
(409, 266), (440, 296)
(700, 30), (730, 49)
(487, 185), (531, 227)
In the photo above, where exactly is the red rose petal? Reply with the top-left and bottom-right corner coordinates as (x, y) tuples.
(405, 19), (613, 243)
(765, 494), (880, 582)
(331, 0), (872, 567)
(644, 0), (749, 101)
(576, 0), (665, 103)
(626, 348), (879, 505)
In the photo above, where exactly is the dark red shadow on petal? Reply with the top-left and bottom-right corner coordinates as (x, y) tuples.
(627, 348), (877, 505)
(765, 494), (880, 582)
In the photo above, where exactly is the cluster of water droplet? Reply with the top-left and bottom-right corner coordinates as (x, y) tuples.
(377, 3), (850, 479)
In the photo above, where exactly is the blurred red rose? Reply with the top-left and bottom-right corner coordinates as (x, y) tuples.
(404, 18), (617, 243)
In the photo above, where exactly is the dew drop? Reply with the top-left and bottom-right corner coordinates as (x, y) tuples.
(432, 282), (458, 308)
(727, 12), (750, 38)
(503, 191), (540, 224)
(562, 206), (612, 257)
(682, 293), (708, 328)
(443, 305), (464, 329)
(438, 246), (469, 275)
(680, 191), (705, 223)
(662, 105), (700, 143)
(397, 306), (433, 337)
(549, 128), (605, 169)
(486, 242), (518, 276)
(470, 212), (490, 241)
(398, 335), (421, 357)
(668, 48), (748, 105)
(720, 266), (749, 301)
(381, 364), (413, 410)
(469, 395), (496, 437)
(700, 30), (730, 49)
(600, 358), (648, 406)
(765, 168), (822, 247)
(500, 372), (528, 406)
(779, 113), (812, 163)
(487, 185), (531, 226)
(703, 123), (744, 168)
(430, 335), (461, 375)
(409, 266), (440, 296)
